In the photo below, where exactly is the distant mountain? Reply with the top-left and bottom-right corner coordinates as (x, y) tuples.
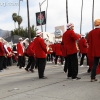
(0, 29), (11, 39)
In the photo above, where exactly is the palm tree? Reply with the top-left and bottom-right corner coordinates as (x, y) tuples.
(12, 13), (17, 29)
(16, 15), (22, 35)
(66, 0), (69, 24)
(16, 15), (22, 29)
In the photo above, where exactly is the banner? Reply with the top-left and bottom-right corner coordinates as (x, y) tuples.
(36, 11), (46, 26)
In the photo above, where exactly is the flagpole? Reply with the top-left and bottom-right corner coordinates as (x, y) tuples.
(39, 0), (46, 32)
(39, 3), (43, 32)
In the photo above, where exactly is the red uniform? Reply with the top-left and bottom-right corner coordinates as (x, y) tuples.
(26, 41), (35, 57)
(0, 42), (5, 56)
(17, 42), (24, 56)
(62, 30), (80, 55)
(34, 37), (47, 58)
(7, 47), (13, 58)
(55, 43), (62, 56)
(78, 38), (88, 54)
(87, 28), (100, 74)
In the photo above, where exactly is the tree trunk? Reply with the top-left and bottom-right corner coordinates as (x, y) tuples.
(14, 22), (16, 29)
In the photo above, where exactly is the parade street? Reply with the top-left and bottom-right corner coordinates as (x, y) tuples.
(0, 62), (100, 100)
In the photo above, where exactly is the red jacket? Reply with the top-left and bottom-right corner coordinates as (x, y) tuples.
(78, 38), (88, 54)
(7, 47), (13, 57)
(62, 30), (80, 55)
(55, 43), (62, 56)
(87, 28), (100, 57)
(61, 42), (67, 57)
(17, 42), (24, 56)
(26, 41), (35, 56)
(0, 42), (5, 56)
(50, 43), (55, 53)
(34, 37), (47, 58)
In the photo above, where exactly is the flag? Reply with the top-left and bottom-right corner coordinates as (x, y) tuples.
(36, 11), (46, 26)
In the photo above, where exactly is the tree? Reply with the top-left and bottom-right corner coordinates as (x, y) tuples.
(11, 25), (37, 38)
(12, 13), (17, 29)
(16, 15), (22, 35)
(16, 15), (22, 29)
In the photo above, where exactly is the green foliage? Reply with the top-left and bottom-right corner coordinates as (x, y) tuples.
(12, 12), (38, 38)
(11, 25), (37, 38)
(12, 13), (17, 22)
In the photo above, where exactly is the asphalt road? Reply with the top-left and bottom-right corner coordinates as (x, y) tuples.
(0, 62), (100, 100)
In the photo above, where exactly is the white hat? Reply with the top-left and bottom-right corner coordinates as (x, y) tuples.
(19, 38), (23, 41)
(67, 23), (74, 29)
(36, 30), (42, 36)
(26, 38), (29, 40)
(81, 34), (85, 38)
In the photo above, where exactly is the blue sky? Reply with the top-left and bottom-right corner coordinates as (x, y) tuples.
(0, 0), (100, 35)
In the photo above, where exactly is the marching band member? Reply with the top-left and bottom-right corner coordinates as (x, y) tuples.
(0, 38), (5, 72)
(55, 41), (63, 66)
(17, 38), (25, 69)
(78, 34), (88, 67)
(62, 23), (81, 80)
(87, 19), (100, 82)
(7, 44), (14, 66)
(25, 38), (35, 73)
(34, 30), (47, 79)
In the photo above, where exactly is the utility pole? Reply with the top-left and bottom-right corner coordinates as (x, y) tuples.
(80, 0), (83, 34)
(26, 0), (31, 42)
(66, 0), (69, 24)
(39, 3), (43, 32)
(39, 0), (46, 32)
(45, 0), (48, 32)
(92, 0), (94, 29)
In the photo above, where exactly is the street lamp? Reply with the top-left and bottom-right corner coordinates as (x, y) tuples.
(39, 0), (47, 32)
(18, 0), (23, 16)
(26, 0), (31, 42)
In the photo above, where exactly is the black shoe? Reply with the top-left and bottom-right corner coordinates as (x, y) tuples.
(39, 76), (47, 79)
(30, 69), (34, 73)
(72, 77), (81, 80)
(91, 79), (98, 82)
(25, 68), (29, 72)
(87, 68), (91, 73)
